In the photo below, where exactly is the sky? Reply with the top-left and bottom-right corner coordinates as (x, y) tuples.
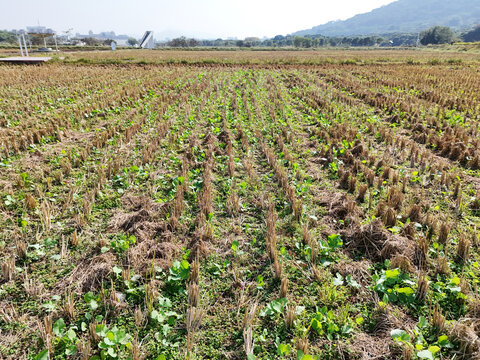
(1, 0), (397, 39)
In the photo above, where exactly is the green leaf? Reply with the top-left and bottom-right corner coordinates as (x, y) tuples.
(53, 318), (66, 336)
(278, 343), (291, 356)
(34, 349), (49, 360)
(346, 275), (361, 289)
(89, 299), (98, 310)
(327, 234), (343, 249)
(417, 350), (433, 360)
(391, 329), (410, 342)
(428, 346), (440, 354)
(272, 299), (284, 313)
(42, 301), (57, 312)
(231, 240), (239, 254)
(257, 275), (264, 289)
(397, 287), (414, 295)
(333, 273), (344, 286)
(104, 332), (116, 346)
(385, 268), (401, 280)
(417, 316), (427, 328)
(95, 324), (108, 337)
(65, 343), (77, 356)
(66, 328), (77, 341)
(247, 354), (256, 360)
(437, 335), (449, 346)
(107, 346), (117, 357)
(180, 260), (190, 270)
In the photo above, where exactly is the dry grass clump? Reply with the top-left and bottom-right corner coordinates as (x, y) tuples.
(55, 253), (115, 293)
(15, 238), (27, 259)
(296, 336), (309, 355)
(390, 254), (414, 274)
(414, 236), (429, 270)
(25, 194), (37, 210)
(1, 257), (15, 282)
(134, 307), (146, 328)
(40, 201), (52, 233)
(24, 272), (45, 298)
(266, 201), (278, 261)
(242, 303), (257, 357)
(62, 290), (75, 320)
(187, 282), (200, 308)
(432, 304), (445, 334)
(279, 277), (289, 299)
(227, 190), (240, 216)
(185, 307), (205, 358)
(273, 255), (283, 280)
(383, 207), (397, 227)
(345, 220), (386, 261)
(448, 321), (480, 359)
(339, 169), (351, 190)
(436, 255), (450, 276)
(357, 184), (368, 203)
(130, 336), (146, 360)
(405, 204), (422, 223)
(438, 222), (450, 245)
(71, 230), (79, 247)
(387, 187), (404, 210)
(284, 305), (296, 329)
(38, 315), (54, 355)
(416, 274), (429, 302)
(457, 234), (471, 263)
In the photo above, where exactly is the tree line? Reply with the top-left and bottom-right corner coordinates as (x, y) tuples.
(1, 25), (479, 47)
(158, 25), (480, 48)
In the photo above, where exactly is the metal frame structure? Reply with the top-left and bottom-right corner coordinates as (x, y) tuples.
(17, 28), (58, 57)
(139, 31), (154, 49)
(17, 33), (29, 57)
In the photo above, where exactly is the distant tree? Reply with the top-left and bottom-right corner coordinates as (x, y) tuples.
(463, 25), (480, 42)
(420, 26), (456, 45)
(168, 37), (199, 47)
(168, 37), (187, 47)
(293, 36), (303, 48)
(187, 38), (199, 47)
(328, 38), (339, 47)
(0, 30), (16, 44)
(127, 37), (138, 46)
(213, 38), (226, 47)
(103, 39), (116, 46)
(302, 37), (312, 48)
(244, 37), (260, 47)
(81, 37), (101, 46)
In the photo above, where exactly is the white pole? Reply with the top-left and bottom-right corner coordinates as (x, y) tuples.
(18, 35), (25, 57)
(54, 35), (58, 51)
(22, 34), (29, 57)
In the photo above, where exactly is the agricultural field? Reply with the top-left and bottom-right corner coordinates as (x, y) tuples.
(0, 50), (480, 360)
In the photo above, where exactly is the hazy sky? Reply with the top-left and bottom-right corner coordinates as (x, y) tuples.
(2, 0), (397, 39)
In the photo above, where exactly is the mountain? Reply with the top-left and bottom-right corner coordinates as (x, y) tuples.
(293, 0), (480, 37)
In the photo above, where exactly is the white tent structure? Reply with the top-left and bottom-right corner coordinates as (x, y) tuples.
(27, 26), (58, 52)
(139, 31), (154, 49)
